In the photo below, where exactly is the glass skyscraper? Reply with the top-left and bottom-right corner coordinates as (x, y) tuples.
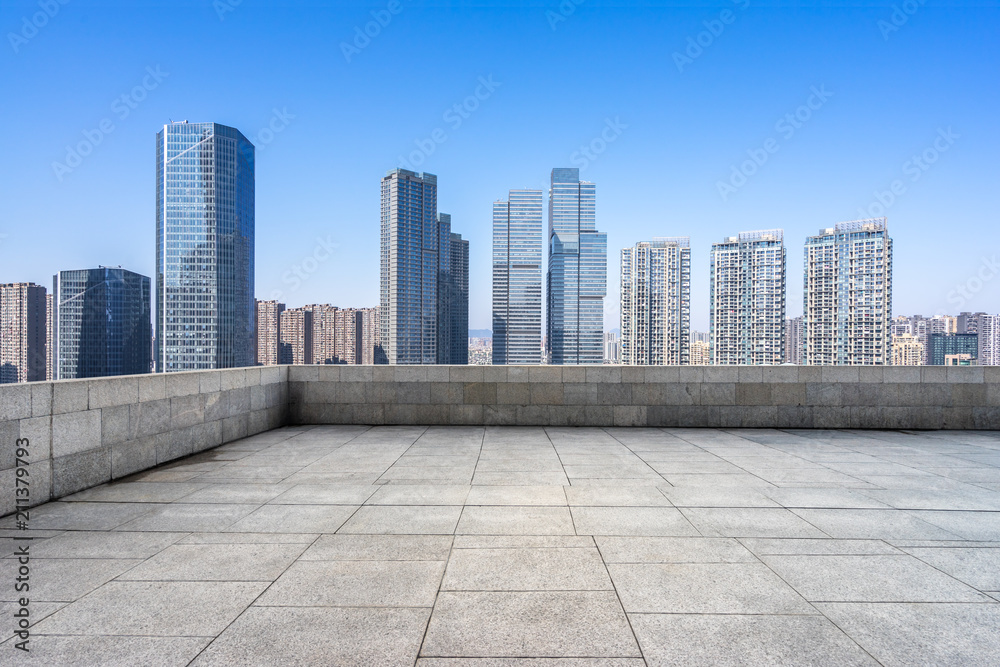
(493, 189), (543, 365)
(155, 121), (255, 372)
(380, 170), (467, 364)
(710, 230), (786, 365)
(54, 267), (151, 379)
(546, 168), (607, 365)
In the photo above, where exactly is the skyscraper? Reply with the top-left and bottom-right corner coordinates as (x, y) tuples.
(710, 230), (786, 365)
(492, 189), (543, 365)
(0, 283), (47, 384)
(54, 267), (151, 380)
(979, 314), (1000, 366)
(785, 316), (803, 364)
(255, 300), (285, 366)
(156, 121), (255, 372)
(449, 232), (470, 365)
(620, 238), (691, 365)
(45, 293), (55, 381)
(803, 219), (892, 365)
(547, 168), (607, 365)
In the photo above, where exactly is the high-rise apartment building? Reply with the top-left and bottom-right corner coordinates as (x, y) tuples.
(0, 283), (47, 384)
(493, 189), (543, 365)
(279, 308), (312, 365)
(54, 267), (151, 380)
(449, 232), (469, 365)
(45, 293), (55, 381)
(690, 339), (710, 365)
(892, 333), (924, 366)
(603, 331), (621, 364)
(958, 312), (986, 335)
(785, 316), (803, 364)
(255, 300), (285, 366)
(709, 230), (786, 365)
(547, 168), (607, 365)
(979, 314), (1000, 366)
(156, 121), (255, 372)
(360, 307), (383, 364)
(620, 238), (691, 365)
(803, 219), (892, 365)
(304, 304), (338, 365)
(928, 333), (978, 366)
(334, 308), (363, 365)
(379, 170), (465, 364)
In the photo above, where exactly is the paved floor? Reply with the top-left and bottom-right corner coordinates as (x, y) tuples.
(3, 426), (1000, 665)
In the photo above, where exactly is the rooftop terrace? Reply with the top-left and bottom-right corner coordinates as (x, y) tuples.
(3, 424), (1000, 664)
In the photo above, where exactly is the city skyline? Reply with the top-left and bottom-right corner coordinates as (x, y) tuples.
(2, 4), (996, 333)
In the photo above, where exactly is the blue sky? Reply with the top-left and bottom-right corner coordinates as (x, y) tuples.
(1, 0), (997, 332)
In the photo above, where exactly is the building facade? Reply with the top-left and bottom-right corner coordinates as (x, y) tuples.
(803, 219), (892, 365)
(928, 333), (978, 366)
(603, 331), (621, 364)
(979, 314), (1000, 366)
(493, 189), (544, 365)
(45, 293), (55, 381)
(709, 230), (786, 365)
(360, 307), (383, 364)
(156, 121), (255, 373)
(54, 267), (151, 380)
(620, 238), (691, 365)
(785, 316), (803, 364)
(449, 232), (470, 365)
(892, 333), (924, 366)
(690, 339), (710, 365)
(279, 308), (312, 365)
(255, 300), (285, 366)
(0, 283), (47, 384)
(547, 168), (607, 365)
(380, 170), (465, 365)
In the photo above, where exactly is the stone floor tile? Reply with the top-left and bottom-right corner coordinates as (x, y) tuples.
(191, 606), (430, 666)
(608, 562), (813, 614)
(421, 591), (640, 658)
(629, 614), (878, 666)
(365, 484), (471, 505)
(679, 507), (826, 538)
(564, 485), (672, 507)
(790, 508), (963, 540)
(899, 547), (1000, 590)
(225, 504), (357, 533)
(0, 558), (142, 602)
(34, 581), (266, 636)
(659, 487), (779, 508)
(472, 471), (572, 486)
(595, 536), (756, 563)
(172, 483), (290, 504)
(760, 554), (990, 602)
(0, 635), (211, 666)
(9, 530), (186, 559)
(116, 503), (258, 532)
(909, 510), (1000, 540)
(441, 547), (612, 591)
(458, 506), (576, 535)
(300, 534), (453, 561)
(269, 484), (378, 505)
(118, 543), (306, 581)
(0, 502), (157, 531)
(258, 559), (445, 606)
(739, 538), (901, 556)
(571, 507), (699, 537)
(62, 482), (207, 504)
(466, 485), (567, 506)
(453, 535), (594, 549)
(338, 505), (462, 534)
(817, 602), (1000, 667)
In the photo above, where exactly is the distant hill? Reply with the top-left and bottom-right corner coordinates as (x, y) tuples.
(469, 329), (492, 338)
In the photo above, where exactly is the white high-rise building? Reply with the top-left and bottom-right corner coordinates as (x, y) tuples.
(620, 238), (691, 365)
(803, 219), (892, 365)
(710, 230), (786, 365)
(603, 331), (621, 364)
(785, 316), (803, 364)
(979, 314), (1000, 366)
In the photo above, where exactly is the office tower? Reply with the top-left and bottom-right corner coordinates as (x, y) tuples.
(979, 314), (1000, 366)
(785, 316), (804, 364)
(928, 333), (978, 366)
(360, 307), (382, 364)
(892, 333), (924, 366)
(620, 238), (691, 365)
(54, 267), (151, 380)
(710, 230), (786, 365)
(381, 169), (461, 364)
(156, 121), (255, 372)
(547, 168), (607, 364)
(0, 283), (47, 383)
(603, 331), (621, 364)
(255, 300), (285, 366)
(45, 293), (55, 380)
(304, 304), (338, 364)
(449, 232), (470, 365)
(279, 308), (312, 365)
(690, 339), (710, 365)
(493, 189), (543, 365)
(803, 219), (892, 365)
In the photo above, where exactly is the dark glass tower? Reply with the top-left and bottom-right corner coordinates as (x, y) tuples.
(156, 121), (255, 372)
(54, 267), (151, 379)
